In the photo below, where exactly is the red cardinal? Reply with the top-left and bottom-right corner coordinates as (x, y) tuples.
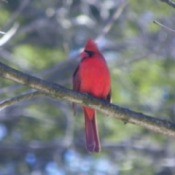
(73, 39), (111, 152)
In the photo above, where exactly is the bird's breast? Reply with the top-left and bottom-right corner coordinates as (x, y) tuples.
(79, 58), (111, 98)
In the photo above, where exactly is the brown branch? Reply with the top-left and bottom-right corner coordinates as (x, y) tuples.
(160, 0), (175, 8)
(0, 62), (175, 138)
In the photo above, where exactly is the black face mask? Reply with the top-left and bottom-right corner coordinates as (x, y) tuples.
(85, 50), (94, 57)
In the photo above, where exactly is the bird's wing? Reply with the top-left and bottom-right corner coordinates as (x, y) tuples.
(106, 88), (112, 103)
(73, 65), (81, 91)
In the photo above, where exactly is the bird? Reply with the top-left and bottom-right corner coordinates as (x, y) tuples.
(72, 39), (111, 152)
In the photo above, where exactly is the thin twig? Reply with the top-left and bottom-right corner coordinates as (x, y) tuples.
(153, 20), (175, 33)
(0, 62), (175, 138)
(97, 0), (127, 40)
(0, 91), (47, 111)
(0, 23), (19, 46)
(4, 0), (30, 28)
(160, 0), (175, 8)
(0, 31), (6, 35)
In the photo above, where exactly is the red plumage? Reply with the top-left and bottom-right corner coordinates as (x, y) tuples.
(73, 39), (111, 152)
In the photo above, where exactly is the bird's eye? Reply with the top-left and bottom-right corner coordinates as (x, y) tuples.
(85, 50), (94, 57)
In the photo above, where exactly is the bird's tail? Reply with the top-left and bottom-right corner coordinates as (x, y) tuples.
(83, 107), (101, 152)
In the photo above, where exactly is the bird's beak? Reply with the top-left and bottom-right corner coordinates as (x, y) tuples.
(80, 51), (88, 59)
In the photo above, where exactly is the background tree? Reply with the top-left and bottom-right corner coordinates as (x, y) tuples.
(0, 0), (175, 174)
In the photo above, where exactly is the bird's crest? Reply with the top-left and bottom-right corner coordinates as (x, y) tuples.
(84, 39), (99, 53)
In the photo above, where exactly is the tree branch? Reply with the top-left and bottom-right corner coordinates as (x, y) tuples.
(0, 61), (175, 138)
(0, 23), (19, 46)
(160, 0), (175, 8)
(0, 91), (46, 111)
(153, 20), (175, 33)
(97, 0), (127, 40)
(0, 31), (5, 35)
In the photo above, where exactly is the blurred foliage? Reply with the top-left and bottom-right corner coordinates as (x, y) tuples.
(14, 45), (66, 71)
(0, 0), (175, 175)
